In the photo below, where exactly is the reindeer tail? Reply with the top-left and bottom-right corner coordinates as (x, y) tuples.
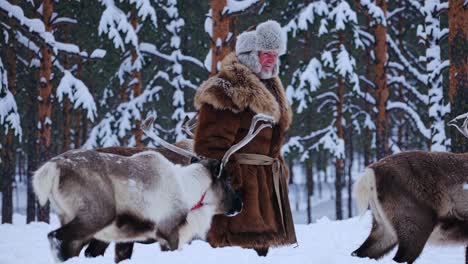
(354, 168), (376, 216)
(33, 162), (60, 206)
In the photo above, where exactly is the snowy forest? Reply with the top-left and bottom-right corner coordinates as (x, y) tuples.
(0, 0), (467, 230)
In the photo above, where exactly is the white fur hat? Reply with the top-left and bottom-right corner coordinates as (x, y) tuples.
(235, 31), (257, 55)
(234, 20), (286, 78)
(255, 20), (287, 55)
(236, 31), (262, 74)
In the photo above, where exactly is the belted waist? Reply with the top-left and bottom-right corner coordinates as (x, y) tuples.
(232, 153), (286, 231)
(232, 153), (277, 165)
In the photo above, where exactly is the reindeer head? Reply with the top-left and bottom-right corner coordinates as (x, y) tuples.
(141, 114), (274, 217)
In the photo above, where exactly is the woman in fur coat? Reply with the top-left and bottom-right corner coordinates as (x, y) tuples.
(193, 20), (297, 256)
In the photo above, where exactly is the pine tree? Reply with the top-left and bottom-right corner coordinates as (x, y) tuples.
(0, 45), (20, 224)
(448, 0), (468, 153)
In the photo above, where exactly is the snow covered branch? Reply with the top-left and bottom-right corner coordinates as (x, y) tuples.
(222, 0), (264, 16)
(57, 71), (97, 122)
(0, 57), (21, 138)
(387, 35), (428, 84)
(387, 101), (430, 139)
(0, 0), (105, 59)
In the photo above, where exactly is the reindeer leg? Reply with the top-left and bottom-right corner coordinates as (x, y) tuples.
(253, 247), (269, 257)
(48, 206), (115, 262)
(84, 239), (110, 258)
(388, 198), (436, 264)
(465, 245), (468, 264)
(47, 218), (95, 261)
(114, 243), (134, 263)
(352, 215), (397, 259)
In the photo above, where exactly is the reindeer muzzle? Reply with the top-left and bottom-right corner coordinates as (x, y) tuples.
(225, 191), (243, 217)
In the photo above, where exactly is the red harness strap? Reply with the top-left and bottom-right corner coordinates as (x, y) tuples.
(190, 191), (207, 211)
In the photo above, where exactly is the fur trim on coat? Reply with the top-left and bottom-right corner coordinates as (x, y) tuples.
(194, 53), (292, 131)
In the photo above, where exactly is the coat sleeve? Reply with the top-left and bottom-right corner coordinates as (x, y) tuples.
(194, 104), (243, 188)
(194, 104), (241, 159)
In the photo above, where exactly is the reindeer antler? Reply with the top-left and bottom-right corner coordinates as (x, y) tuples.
(142, 113), (275, 177)
(142, 115), (200, 159)
(218, 114), (275, 178)
(182, 114), (198, 138)
(448, 113), (468, 139)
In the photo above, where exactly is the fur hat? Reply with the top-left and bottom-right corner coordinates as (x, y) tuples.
(235, 31), (257, 55)
(234, 20), (286, 78)
(255, 20), (287, 55)
(236, 31), (262, 74)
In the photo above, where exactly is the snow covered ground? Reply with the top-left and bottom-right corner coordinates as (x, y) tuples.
(0, 213), (464, 264)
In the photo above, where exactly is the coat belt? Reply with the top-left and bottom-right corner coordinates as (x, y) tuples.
(232, 153), (286, 231)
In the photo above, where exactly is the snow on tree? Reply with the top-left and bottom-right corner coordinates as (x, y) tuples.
(87, 0), (205, 148)
(285, 1), (368, 162)
(284, 0), (368, 219)
(0, 57), (21, 140)
(419, 0), (450, 151)
(383, 1), (450, 152)
(56, 70), (97, 122)
(205, 0), (264, 75)
(0, 0), (105, 59)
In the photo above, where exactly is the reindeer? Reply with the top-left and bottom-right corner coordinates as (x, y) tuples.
(352, 113), (468, 264)
(83, 139), (194, 262)
(33, 114), (274, 262)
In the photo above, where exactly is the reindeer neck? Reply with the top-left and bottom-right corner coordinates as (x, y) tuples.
(176, 164), (211, 206)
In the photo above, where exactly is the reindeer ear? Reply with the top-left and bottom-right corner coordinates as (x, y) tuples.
(142, 115), (156, 131)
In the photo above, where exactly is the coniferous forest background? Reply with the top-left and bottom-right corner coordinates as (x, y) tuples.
(0, 0), (467, 225)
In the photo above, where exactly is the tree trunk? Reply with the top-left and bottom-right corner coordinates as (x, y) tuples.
(1, 132), (14, 224)
(130, 7), (143, 147)
(62, 98), (71, 152)
(210, 0), (236, 76)
(26, 51), (38, 223)
(73, 59), (83, 149)
(288, 159), (294, 185)
(1, 42), (17, 224)
(306, 159), (313, 224)
(347, 126), (354, 218)
(335, 71), (345, 220)
(373, 0), (388, 160)
(396, 1), (405, 150)
(318, 170), (323, 199)
(448, 0), (468, 153)
(448, 0), (467, 104)
(37, 0), (53, 223)
(426, 0), (448, 151)
(62, 20), (71, 153)
(73, 110), (82, 148)
(362, 10), (374, 166)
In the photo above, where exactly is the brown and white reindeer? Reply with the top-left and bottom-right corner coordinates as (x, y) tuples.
(83, 138), (194, 262)
(33, 114), (274, 262)
(352, 114), (468, 264)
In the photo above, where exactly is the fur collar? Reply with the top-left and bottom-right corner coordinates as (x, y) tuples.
(195, 53), (292, 131)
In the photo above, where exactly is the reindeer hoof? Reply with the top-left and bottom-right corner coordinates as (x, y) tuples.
(48, 232), (65, 262)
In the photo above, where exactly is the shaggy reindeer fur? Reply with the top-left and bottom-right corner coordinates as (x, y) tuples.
(33, 148), (240, 262)
(353, 151), (468, 264)
(194, 52), (296, 249)
(84, 140), (196, 262)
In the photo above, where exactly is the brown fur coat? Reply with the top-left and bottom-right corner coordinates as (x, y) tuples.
(194, 52), (296, 248)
